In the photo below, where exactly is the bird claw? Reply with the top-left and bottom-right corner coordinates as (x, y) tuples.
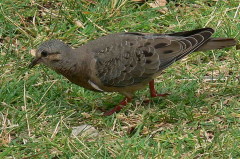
(103, 105), (124, 116)
(99, 97), (131, 116)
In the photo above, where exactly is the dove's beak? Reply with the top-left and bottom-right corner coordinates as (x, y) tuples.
(29, 57), (41, 68)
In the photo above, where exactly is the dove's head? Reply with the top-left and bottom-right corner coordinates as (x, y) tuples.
(29, 39), (71, 68)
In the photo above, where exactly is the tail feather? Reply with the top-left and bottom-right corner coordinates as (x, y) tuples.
(197, 38), (237, 51)
(168, 27), (214, 37)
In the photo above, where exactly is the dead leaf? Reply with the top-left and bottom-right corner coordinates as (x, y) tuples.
(75, 20), (84, 28)
(155, 0), (167, 7)
(137, 155), (145, 159)
(0, 111), (12, 146)
(81, 112), (91, 118)
(1, 52), (6, 56)
(82, 11), (91, 14)
(0, 133), (11, 146)
(71, 124), (99, 138)
(116, 113), (143, 126)
(141, 126), (150, 135)
(154, 122), (172, 128)
(148, 0), (168, 14)
(231, 113), (240, 118)
(149, 122), (173, 138)
(205, 130), (214, 142)
(30, 49), (36, 56)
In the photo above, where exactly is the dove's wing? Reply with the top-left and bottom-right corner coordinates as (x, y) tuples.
(87, 28), (214, 87)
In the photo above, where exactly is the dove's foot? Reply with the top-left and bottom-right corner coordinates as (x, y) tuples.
(103, 97), (132, 116)
(149, 80), (170, 98)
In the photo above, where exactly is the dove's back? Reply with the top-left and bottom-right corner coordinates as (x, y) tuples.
(81, 28), (236, 89)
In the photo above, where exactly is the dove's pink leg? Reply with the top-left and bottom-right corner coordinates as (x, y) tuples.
(149, 80), (169, 97)
(103, 97), (132, 116)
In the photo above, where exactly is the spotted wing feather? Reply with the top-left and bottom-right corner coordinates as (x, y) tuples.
(90, 28), (214, 87)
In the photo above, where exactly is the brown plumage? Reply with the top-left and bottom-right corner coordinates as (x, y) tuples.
(29, 28), (237, 115)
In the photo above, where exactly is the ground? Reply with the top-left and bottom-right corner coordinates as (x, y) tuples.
(0, 0), (239, 158)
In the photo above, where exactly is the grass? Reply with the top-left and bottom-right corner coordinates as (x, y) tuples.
(0, 0), (239, 158)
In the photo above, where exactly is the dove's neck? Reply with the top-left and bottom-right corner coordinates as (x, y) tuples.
(52, 48), (93, 88)
(53, 49), (81, 77)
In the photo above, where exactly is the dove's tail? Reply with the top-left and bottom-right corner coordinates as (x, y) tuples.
(197, 38), (237, 51)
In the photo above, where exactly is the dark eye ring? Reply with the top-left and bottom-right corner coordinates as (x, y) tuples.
(41, 51), (48, 57)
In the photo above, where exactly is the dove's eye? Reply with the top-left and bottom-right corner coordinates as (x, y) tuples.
(41, 51), (48, 57)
